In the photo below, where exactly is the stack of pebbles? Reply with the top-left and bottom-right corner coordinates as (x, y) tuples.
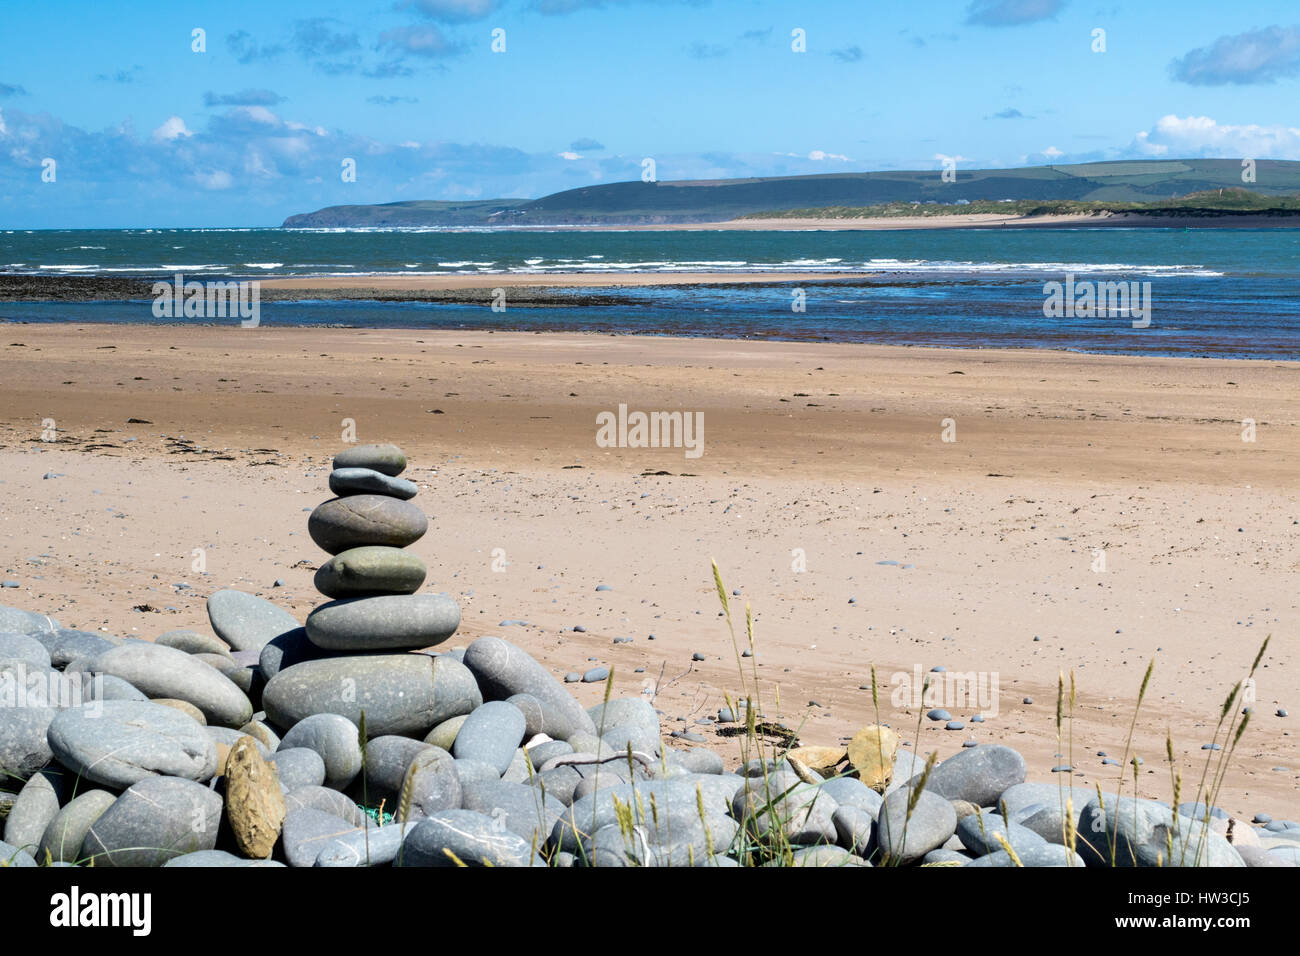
(304, 443), (460, 656)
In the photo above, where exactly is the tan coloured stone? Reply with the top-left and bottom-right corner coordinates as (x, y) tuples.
(786, 745), (847, 776)
(225, 735), (286, 859)
(847, 725), (900, 793)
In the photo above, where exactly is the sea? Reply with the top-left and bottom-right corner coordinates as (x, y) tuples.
(2, 226), (1298, 359)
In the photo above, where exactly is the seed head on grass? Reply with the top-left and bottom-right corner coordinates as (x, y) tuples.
(993, 832), (1023, 867)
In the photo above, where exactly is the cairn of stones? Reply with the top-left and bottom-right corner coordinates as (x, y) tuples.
(305, 442), (460, 658)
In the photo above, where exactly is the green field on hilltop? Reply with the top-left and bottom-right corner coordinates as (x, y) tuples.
(283, 160), (1300, 227)
(739, 189), (1300, 220)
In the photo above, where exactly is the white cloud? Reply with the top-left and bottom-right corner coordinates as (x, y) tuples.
(559, 150), (581, 160)
(408, 0), (502, 20)
(808, 150), (850, 161)
(194, 169), (233, 189)
(0, 107), (6, 137)
(1041, 146), (1063, 158)
(152, 116), (192, 142)
(237, 106), (282, 126)
(1132, 114), (1300, 159)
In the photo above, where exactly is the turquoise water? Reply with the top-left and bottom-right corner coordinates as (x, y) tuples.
(2, 227), (1297, 359)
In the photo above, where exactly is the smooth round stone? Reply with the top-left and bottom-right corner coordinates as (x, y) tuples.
(675, 749), (724, 775)
(397, 809), (544, 867)
(0, 632), (52, 669)
(0, 699), (55, 777)
(328, 467), (418, 500)
(505, 693), (546, 738)
(206, 589), (300, 653)
(267, 748), (328, 791)
(333, 443), (406, 477)
(582, 667), (609, 683)
(966, 844), (1086, 867)
(258, 627), (340, 682)
(819, 776), (884, 816)
(82, 777), (223, 867)
(48, 630), (120, 669)
(525, 739), (574, 770)
(191, 652), (260, 700)
(88, 641), (253, 728)
(454, 758), (501, 789)
(281, 714), (364, 790)
(463, 636), (597, 741)
(284, 786), (366, 827)
(155, 629), (231, 657)
(4, 770), (69, 853)
(164, 850), (285, 867)
(956, 809), (1047, 856)
(355, 736), (434, 801)
(589, 697), (661, 754)
(778, 845), (870, 867)
(85, 674), (149, 703)
(0, 604), (59, 636)
(502, 747), (531, 784)
(1078, 797), (1245, 867)
(464, 779), (565, 847)
(832, 805), (876, 856)
(308, 495), (427, 555)
(314, 547), (427, 599)
(875, 787), (959, 865)
(47, 700), (220, 789)
(0, 840), (37, 866)
(38, 789), (116, 863)
(586, 822), (656, 866)
(731, 771), (837, 846)
(453, 701), (527, 775)
(306, 594), (459, 652)
(279, 807), (369, 868)
(406, 747), (463, 817)
(263, 653), (479, 738)
(424, 714), (469, 751)
(912, 744), (1026, 807)
(313, 820), (415, 867)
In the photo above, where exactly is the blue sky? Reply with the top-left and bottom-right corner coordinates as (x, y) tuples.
(2, 0), (1300, 226)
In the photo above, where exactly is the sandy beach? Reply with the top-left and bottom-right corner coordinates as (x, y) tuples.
(0, 323), (1295, 821)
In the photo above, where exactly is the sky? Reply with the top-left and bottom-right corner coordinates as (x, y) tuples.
(2, 0), (1300, 227)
